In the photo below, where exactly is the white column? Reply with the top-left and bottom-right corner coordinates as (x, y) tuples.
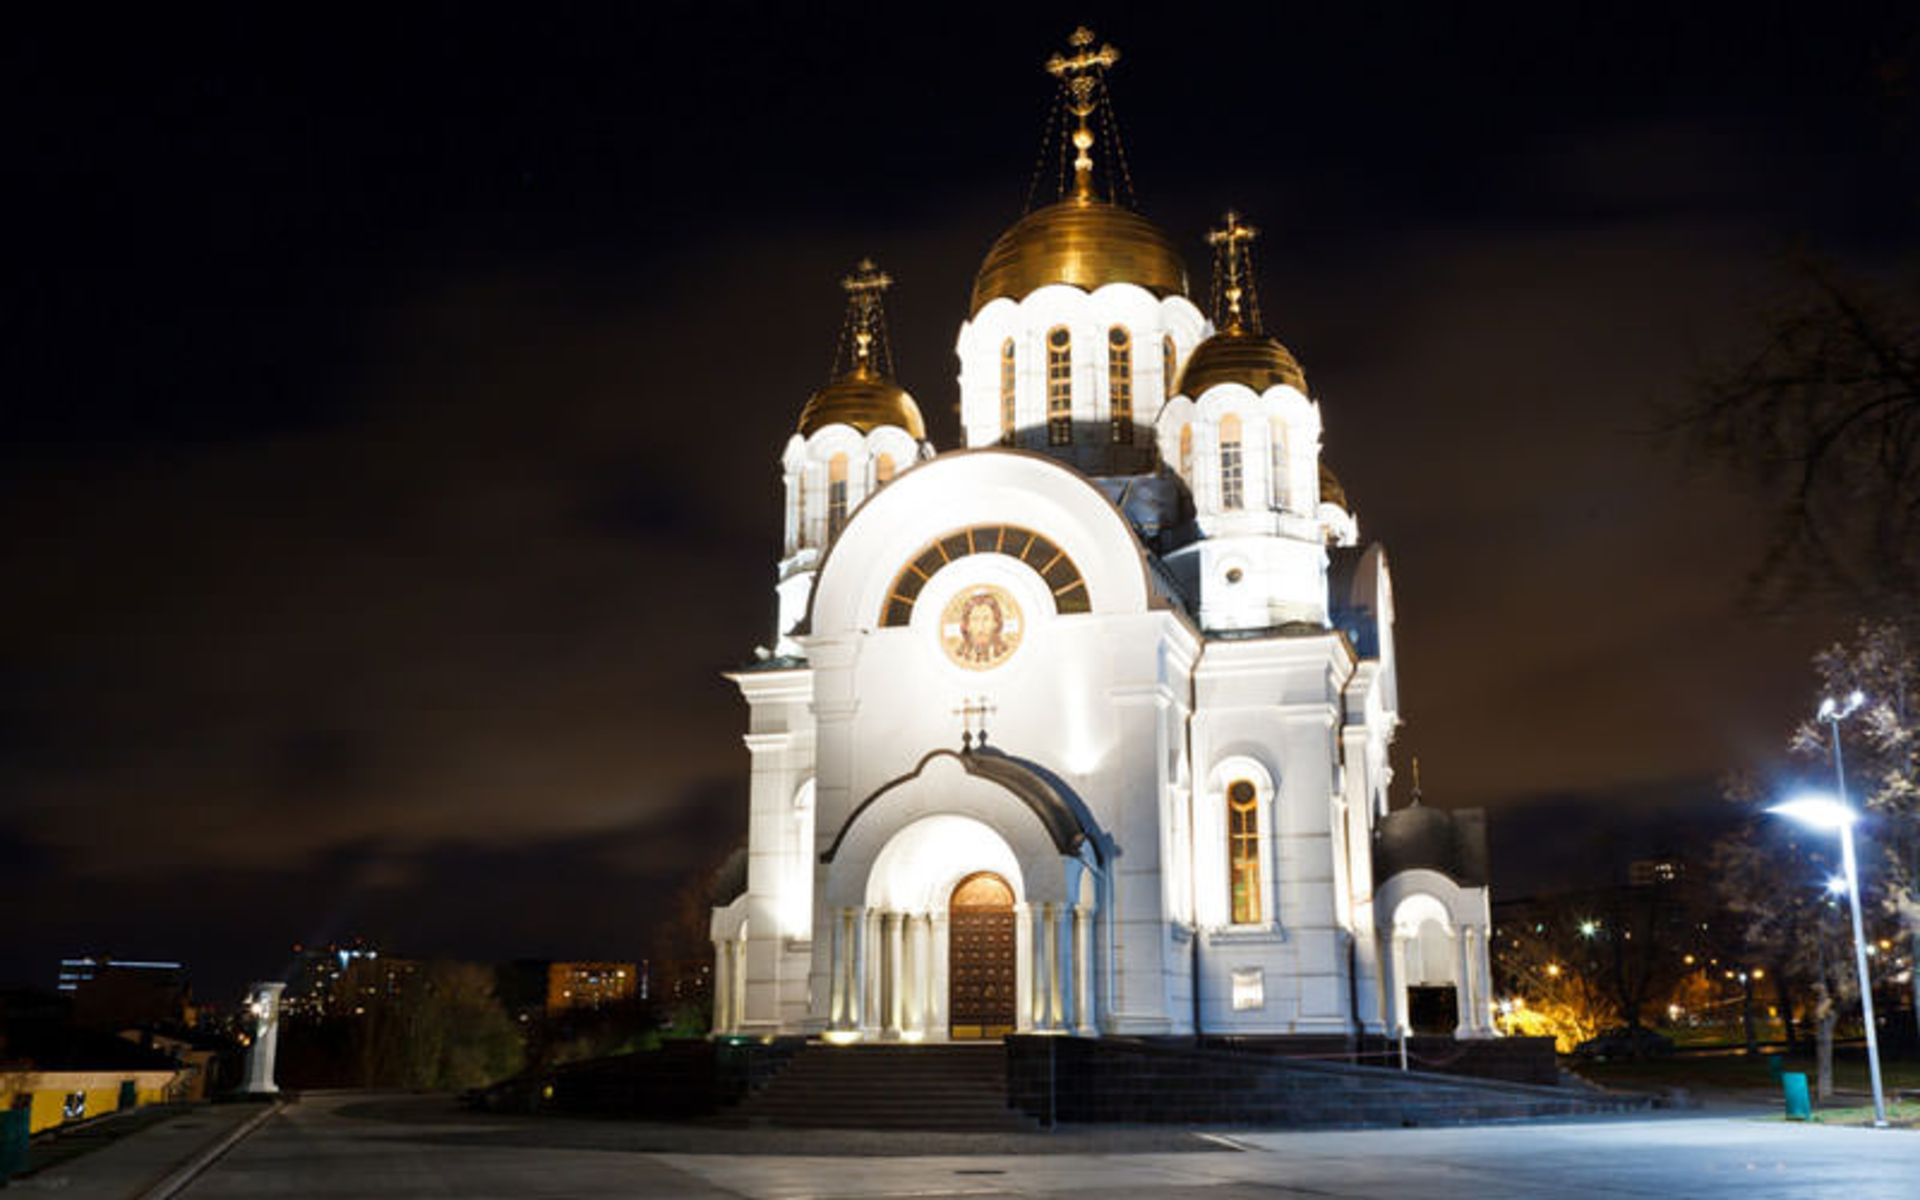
(1038, 902), (1061, 1030)
(884, 911), (904, 1038)
(1073, 904), (1094, 1035)
(711, 941), (733, 1034)
(1474, 925), (1496, 1036)
(242, 982), (285, 1094)
(932, 913), (950, 1037)
(1389, 932), (1410, 1034)
(1453, 927), (1474, 1039)
(863, 909), (882, 1035)
(1014, 902), (1033, 1032)
(851, 906), (870, 1033)
(828, 908), (848, 1028)
(910, 914), (932, 1037)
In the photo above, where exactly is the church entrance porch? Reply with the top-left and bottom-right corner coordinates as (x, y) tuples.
(948, 872), (1016, 1039)
(816, 749), (1105, 1042)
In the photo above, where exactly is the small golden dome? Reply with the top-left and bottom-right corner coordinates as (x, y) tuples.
(797, 368), (927, 440)
(1320, 461), (1348, 510)
(1176, 329), (1308, 398)
(971, 197), (1188, 315)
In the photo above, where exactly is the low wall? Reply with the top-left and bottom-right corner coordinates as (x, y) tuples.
(1005, 1036), (1582, 1126)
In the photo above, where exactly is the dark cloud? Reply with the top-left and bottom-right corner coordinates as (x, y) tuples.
(2, 3), (1913, 995)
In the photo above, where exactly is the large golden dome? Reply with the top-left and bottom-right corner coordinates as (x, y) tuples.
(1176, 329), (1308, 398)
(970, 197), (1188, 315)
(796, 368), (927, 440)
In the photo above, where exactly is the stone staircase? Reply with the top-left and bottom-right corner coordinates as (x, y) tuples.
(728, 1042), (1039, 1131)
(1006, 1036), (1658, 1127)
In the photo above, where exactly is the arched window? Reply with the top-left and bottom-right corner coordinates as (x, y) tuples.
(1163, 335), (1177, 400)
(999, 338), (1017, 445)
(875, 453), (895, 486)
(1228, 779), (1260, 925)
(827, 454), (849, 540)
(1108, 326), (1133, 444)
(1179, 424), (1193, 480)
(1219, 414), (1244, 509)
(1046, 326), (1072, 446)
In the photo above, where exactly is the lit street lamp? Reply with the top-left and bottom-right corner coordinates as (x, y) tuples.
(1767, 688), (1888, 1129)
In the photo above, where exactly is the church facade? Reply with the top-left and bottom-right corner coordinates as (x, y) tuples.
(711, 29), (1494, 1044)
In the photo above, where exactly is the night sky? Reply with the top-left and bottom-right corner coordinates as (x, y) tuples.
(5, 4), (1916, 999)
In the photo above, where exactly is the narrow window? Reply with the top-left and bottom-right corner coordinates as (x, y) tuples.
(1228, 779), (1260, 925)
(1163, 335), (1177, 400)
(794, 467), (808, 548)
(999, 338), (1016, 444)
(1046, 326), (1072, 446)
(875, 453), (895, 485)
(1220, 414), (1244, 509)
(827, 454), (849, 540)
(1269, 422), (1286, 509)
(1179, 424), (1193, 480)
(1108, 326), (1133, 443)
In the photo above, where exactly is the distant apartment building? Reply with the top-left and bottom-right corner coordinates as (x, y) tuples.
(284, 940), (416, 1017)
(545, 962), (642, 1015)
(57, 957), (193, 1030)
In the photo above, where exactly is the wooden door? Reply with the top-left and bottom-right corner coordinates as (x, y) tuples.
(948, 872), (1016, 1039)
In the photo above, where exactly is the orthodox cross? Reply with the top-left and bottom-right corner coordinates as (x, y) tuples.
(953, 695), (998, 751)
(838, 258), (893, 376)
(1046, 27), (1120, 199)
(1205, 211), (1260, 333)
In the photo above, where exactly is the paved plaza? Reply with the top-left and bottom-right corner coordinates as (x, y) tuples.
(17, 1090), (1920, 1199)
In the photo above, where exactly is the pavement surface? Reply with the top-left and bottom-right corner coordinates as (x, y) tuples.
(11, 1101), (271, 1199)
(17, 1089), (1920, 1199)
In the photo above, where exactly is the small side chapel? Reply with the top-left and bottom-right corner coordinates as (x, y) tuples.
(710, 28), (1494, 1046)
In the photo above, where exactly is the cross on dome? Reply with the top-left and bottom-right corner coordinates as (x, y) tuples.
(1046, 27), (1122, 202)
(1206, 210), (1264, 335)
(833, 258), (896, 381)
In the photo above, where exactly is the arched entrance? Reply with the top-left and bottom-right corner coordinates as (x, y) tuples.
(948, 872), (1016, 1039)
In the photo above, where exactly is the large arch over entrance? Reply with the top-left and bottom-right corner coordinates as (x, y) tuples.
(819, 751), (1101, 1041)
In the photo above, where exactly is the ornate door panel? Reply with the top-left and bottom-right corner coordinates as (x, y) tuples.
(948, 872), (1016, 1039)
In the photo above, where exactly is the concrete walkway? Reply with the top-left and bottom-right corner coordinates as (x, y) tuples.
(25, 1090), (1920, 1199)
(10, 1101), (272, 1198)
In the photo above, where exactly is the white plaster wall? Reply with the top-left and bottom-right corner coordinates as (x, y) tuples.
(1188, 634), (1358, 1034)
(957, 285), (1209, 466)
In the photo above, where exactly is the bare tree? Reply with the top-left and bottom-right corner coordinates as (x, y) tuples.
(1791, 621), (1920, 1041)
(1668, 262), (1920, 621)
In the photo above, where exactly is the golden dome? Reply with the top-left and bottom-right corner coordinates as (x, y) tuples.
(796, 368), (927, 440)
(1175, 329), (1308, 398)
(1320, 461), (1348, 510)
(970, 197), (1188, 315)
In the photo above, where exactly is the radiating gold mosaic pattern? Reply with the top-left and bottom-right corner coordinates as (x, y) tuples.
(881, 524), (1089, 628)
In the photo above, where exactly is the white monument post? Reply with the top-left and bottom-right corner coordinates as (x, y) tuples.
(243, 981), (286, 1094)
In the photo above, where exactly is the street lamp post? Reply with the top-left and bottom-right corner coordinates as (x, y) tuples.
(1769, 688), (1888, 1129)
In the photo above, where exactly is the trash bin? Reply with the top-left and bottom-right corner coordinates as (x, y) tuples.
(1765, 1053), (1784, 1081)
(1781, 1071), (1812, 1120)
(0, 1106), (29, 1182)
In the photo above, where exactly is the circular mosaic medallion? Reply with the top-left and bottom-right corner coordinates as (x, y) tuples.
(940, 584), (1023, 671)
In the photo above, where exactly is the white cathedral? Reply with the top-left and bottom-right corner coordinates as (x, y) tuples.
(711, 29), (1494, 1045)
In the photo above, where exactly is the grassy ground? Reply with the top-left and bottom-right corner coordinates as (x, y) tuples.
(1576, 1050), (1920, 1099)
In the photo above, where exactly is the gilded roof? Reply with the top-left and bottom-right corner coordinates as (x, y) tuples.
(1320, 462), (1347, 510)
(970, 198), (1188, 315)
(1175, 329), (1307, 398)
(796, 369), (927, 440)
